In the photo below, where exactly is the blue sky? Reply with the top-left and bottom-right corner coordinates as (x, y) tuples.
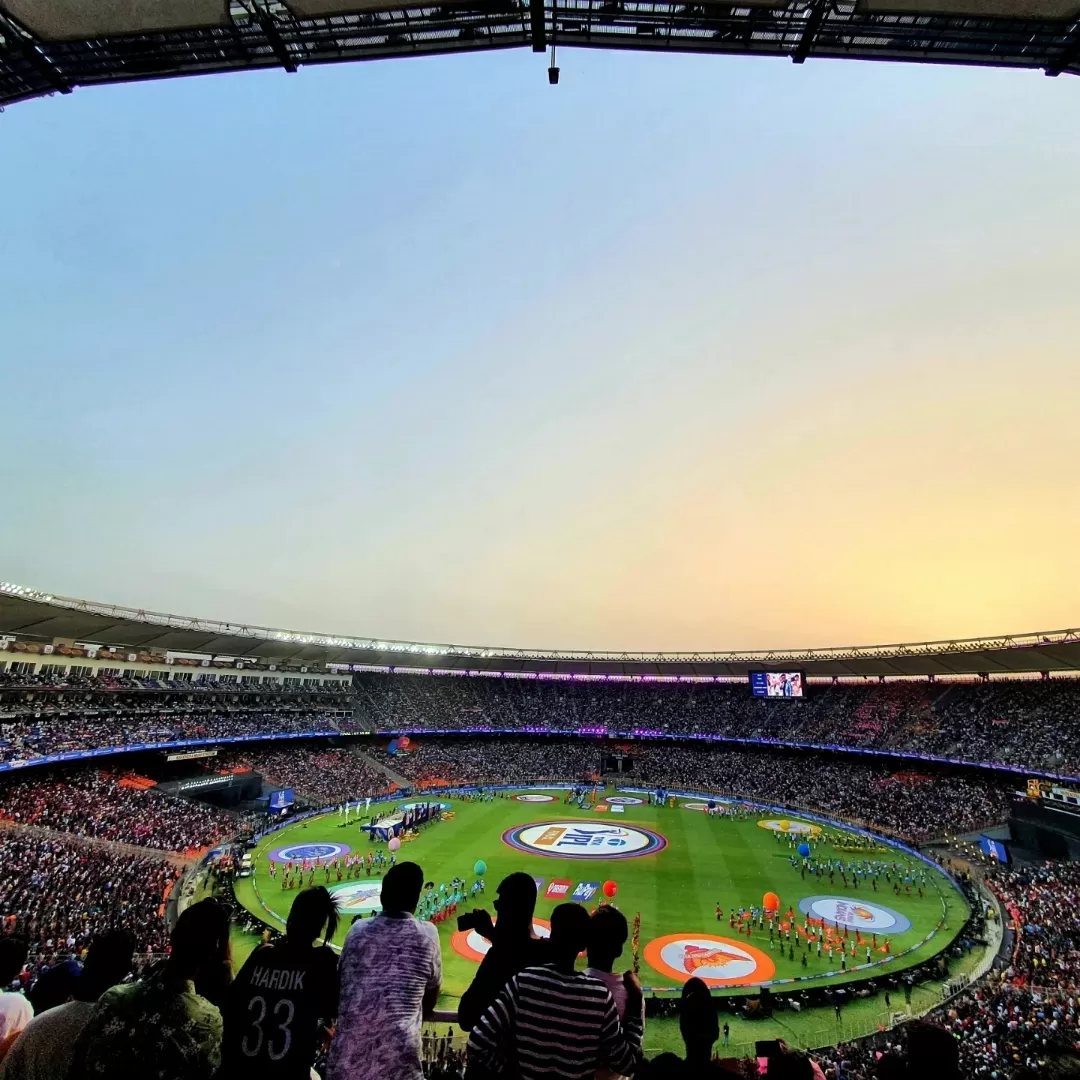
(2, 49), (1078, 650)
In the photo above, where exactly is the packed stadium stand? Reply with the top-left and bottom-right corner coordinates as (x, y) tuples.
(0, 586), (1078, 1078)
(353, 670), (1080, 774)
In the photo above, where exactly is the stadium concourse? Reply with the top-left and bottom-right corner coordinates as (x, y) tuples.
(0, 606), (1078, 1077)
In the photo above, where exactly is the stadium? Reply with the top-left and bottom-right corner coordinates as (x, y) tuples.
(1, 581), (1078, 1076)
(2, 10), (1080, 1077)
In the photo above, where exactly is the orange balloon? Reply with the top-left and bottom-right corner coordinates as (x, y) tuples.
(763, 892), (780, 912)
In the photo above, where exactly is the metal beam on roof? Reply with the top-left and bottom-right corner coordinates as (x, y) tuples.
(2, 0), (1079, 108)
(529, 0), (546, 49)
(791, 0), (827, 61)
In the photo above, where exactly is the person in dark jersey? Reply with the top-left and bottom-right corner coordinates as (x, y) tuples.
(220, 886), (339, 1080)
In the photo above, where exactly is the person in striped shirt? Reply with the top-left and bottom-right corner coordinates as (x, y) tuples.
(466, 902), (643, 1080)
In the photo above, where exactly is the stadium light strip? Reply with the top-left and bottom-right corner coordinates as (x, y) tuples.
(4, 582), (1080, 666)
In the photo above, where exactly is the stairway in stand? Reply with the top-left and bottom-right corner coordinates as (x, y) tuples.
(346, 743), (411, 789)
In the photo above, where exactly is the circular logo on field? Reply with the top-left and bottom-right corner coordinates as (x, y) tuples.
(682, 801), (711, 811)
(644, 934), (776, 988)
(502, 821), (667, 860)
(606, 796), (643, 805)
(515, 793), (557, 803)
(329, 880), (384, 914)
(757, 820), (822, 837)
(269, 842), (351, 863)
(398, 801), (452, 813)
(452, 918), (551, 963)
(798, 896), (911, 934)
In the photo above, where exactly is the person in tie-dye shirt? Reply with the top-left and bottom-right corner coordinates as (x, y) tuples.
(328, 862), (440, 1080)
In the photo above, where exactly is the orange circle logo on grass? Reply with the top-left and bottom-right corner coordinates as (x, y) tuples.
(644, 934), (775, 987)
(451, 918), (551, 963)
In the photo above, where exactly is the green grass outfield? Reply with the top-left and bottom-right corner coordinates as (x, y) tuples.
(234, 789), (967, 1030)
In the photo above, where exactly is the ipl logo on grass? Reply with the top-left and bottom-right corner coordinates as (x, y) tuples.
(269, 842), (351, 863)
(502, 821), (667, 860)
(606, 797), (643, 805)
(515, 793), (557, 803)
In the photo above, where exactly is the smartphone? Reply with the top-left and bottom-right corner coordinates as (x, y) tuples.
(755, 1040), (783, 1059)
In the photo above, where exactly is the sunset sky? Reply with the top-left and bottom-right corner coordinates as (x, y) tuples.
(1, 49), (1078, 652)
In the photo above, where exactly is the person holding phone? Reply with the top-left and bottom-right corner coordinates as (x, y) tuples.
(457, 873), (550, 1032)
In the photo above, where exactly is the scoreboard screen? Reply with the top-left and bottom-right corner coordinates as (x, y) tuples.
(979, 835), (1009, 864)
(750, 671), (805, 699)
(269, 788), (295, 812)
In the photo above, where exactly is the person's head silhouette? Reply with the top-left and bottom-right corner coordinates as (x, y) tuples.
(287, 886), (339, 946)
(492, 872), (538, 932)
(548, 903), (590, 972)
(166, 897), (231, 1001)
(587, 905), (628, 973)
(79, 930), (136, 1001)
(381, 861), (424, 914)
(680, 977), (718, 1065)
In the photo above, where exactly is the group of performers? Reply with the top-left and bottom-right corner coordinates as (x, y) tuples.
(268, 849), (397, 889)
(416, 877), (485, 923)
(716, 901), (894, 970)
(787, 853), (929, 897)
(565, 786), (600, 809)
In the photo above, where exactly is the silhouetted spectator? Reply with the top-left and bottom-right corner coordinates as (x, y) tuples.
(0, 939), (31, 1063)
(222, 886), (340, 1080)
(467, 902), (643, 1080)
(328, 862), (440, 1080)
(679, 978), (720, 1074)
(458, 873), (551, 1032)
(71, 898), (230, 1080)
(585, 906), (636, 1023)
(904, 1021), (962, 1080)
(0, 930), (133, 1080)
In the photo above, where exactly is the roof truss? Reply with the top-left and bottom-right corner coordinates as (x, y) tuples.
(2, 0), (1079, 108)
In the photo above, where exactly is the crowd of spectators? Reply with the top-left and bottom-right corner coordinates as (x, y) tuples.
(631, 743), (1011, 843)
(0, 833), (174, 975)
(0, 768), (233, 852)
(0, 709), (344, 766)
(0, 670), (348, 694)
(353, 671), (1080, 773)
(388, 736), (1010, 843)
(391, 738), (593, 787)
(217, 746), (392, 807)
(3, 666), (1079, 775)
(825, 861), (1080, 1079)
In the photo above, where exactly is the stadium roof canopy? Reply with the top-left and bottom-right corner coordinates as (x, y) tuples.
(2, 582), (1080, 677)
(1, 0), (1079, 109)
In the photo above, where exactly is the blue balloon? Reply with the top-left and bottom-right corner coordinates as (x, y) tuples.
(798, 842), (811, 858)
(474, 860), (487, 876)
